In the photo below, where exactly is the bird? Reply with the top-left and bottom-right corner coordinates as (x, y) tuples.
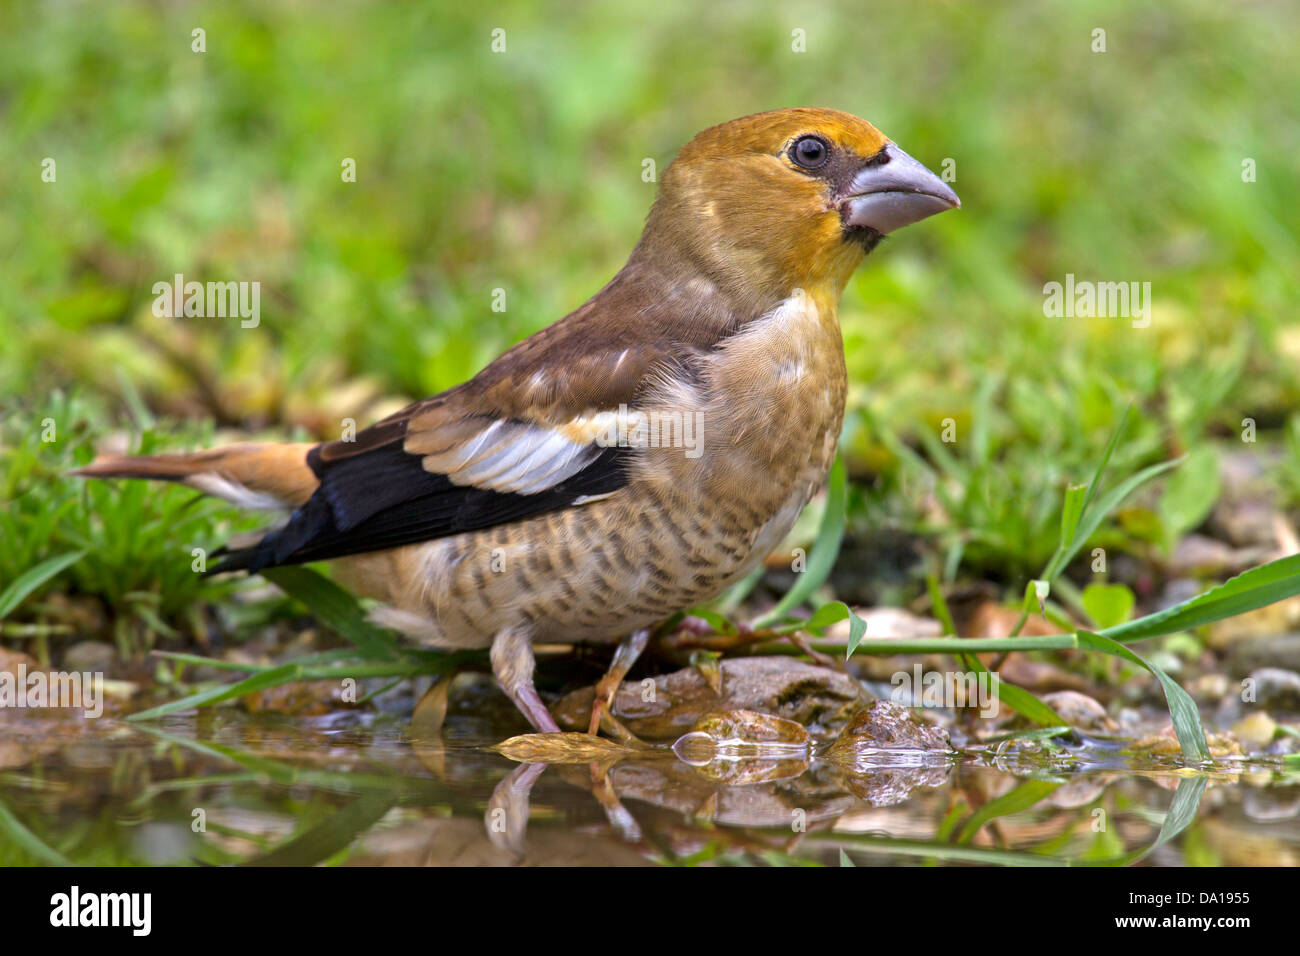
(76, 108), (960, 735)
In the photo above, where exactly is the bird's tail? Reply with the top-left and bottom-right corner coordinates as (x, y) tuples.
(72, 442), (319, 511)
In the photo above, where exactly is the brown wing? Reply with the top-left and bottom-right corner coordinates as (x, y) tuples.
(211, 262), (739, 573)
(213, 340), (699, 572)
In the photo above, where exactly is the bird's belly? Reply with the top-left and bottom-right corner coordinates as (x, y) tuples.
(525, 473), (818, 642)
(348, 442), (829, 649)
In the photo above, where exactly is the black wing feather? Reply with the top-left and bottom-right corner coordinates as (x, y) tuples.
(210, 443), (628, 574)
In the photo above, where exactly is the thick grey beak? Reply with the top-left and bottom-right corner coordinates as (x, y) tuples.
(842, 143), (960, 234)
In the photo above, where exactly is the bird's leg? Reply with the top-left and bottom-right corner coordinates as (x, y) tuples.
(491, 626), (560, 734)
(485, 760), (547, 856)
(588, 762), (642, 843)
(588, 628), (651, 736)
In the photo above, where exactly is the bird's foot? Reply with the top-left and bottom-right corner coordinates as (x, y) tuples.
(587, 628), (651, 735)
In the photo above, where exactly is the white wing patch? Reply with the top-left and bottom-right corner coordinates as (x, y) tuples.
(416, 410), (647, 495)
(185, 473), (289, 511)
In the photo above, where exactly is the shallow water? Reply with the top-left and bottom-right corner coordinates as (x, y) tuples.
(2, 704), (1297, 866)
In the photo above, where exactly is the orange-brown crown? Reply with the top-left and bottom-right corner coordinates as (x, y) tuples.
(673, 108), (890, 168)
(639, 108), (894, 316)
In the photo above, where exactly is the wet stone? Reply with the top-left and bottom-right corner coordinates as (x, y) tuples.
(1165, 535), (1270, 578)
(1155, 577), (1206, 612)
(672, 710), (811, 765)
(61, 641), (118, 677)
(820, 699), (951, 765)
(1210, 600), (1300, 651)
(1227, 633), (1300, 677)
(1209, 498), (1280, 548)
(1232, 712), (1277, 751)
(1188, 672), (1232, 706)
(1040, 690), (1117, 733)
(494, 732), (644, 765)
(1246, 668), (1300, 713)
(595, 759), (855, 828)
(837, 766), (953, 807)
(1243, 786), (1300, 823)
(554, 656), (865, 740)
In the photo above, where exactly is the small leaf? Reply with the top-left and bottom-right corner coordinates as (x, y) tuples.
(841, 605), (869, 658)
(1081, 582), (1136, 630)
(804, 600), (851, 631)
(685, 607), (737, 635)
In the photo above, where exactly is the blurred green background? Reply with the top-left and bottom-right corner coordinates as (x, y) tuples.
(2, 0), (1298, 639)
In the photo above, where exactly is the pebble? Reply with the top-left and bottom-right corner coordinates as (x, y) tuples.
(1246, 668), (1300, 712)
(61, 641), (118, 676)
(1232, 712), (1278, 751)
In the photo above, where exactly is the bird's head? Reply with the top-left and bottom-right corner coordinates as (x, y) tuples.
(639, 107), (959, 315)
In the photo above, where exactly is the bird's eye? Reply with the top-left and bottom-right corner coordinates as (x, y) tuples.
(790, 135), (830, 170)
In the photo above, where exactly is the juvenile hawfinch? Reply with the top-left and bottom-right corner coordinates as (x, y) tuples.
(77, 108), (960, 733)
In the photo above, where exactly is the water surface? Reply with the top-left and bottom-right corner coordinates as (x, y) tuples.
(2, 704), (1295, 866)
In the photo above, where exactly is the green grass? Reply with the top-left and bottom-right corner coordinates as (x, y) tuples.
(0, 391), (275, 655)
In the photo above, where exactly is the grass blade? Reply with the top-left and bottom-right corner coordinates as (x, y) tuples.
(1102, 553), (1300, 644)
(0, 797), (73, 865)
(0, 550), (86, 618)
(1150, 776), (1208, 852)
(846, 635), (1077, 654)
(1103, 776), (1208, 866)
(956, 779), (1061, 843)
(959, 653), (1063, 726)
(1043, 458), (1180, 582)
(926, 574), (958, 636)
(1057, 483), (1088, 549)
(811, 833), (1070, 867)
(1081, 404), (1130, 515)
(1077, 630), (1210, 763)
(126, 663), (308, 721)
(240, 794), (396, 866)
(753, 455), (846, 626)
(127, 657), (457, 721)
(261, 566), (403, 660)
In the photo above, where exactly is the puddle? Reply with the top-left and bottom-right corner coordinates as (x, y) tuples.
(2, 703), (1297, 866)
